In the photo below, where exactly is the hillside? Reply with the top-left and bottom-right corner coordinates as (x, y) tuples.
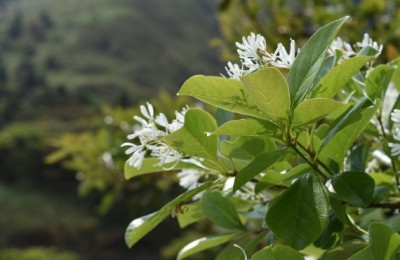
(0, 0), (222, 125)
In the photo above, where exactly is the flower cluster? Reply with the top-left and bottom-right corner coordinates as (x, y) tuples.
(121, 102), (187, 169)
(225, 32), (383, 79)
(328, 33), (383, 63)
(224, 32), (299, 79)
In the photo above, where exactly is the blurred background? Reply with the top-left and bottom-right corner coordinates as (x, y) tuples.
(0, 0), (399, 259)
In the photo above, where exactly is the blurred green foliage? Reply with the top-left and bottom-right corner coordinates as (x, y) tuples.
(0, 0), (221, 258)
(215, 0), (400, 62)
(0, 247), (79, 260)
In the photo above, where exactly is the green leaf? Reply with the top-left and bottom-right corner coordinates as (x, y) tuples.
(317, 98), (380, 167)
(331, 171), (375, 207)
(163, 108), (219, 165)
(240, 67), (290, 123)
(216, 232), (266, 260)
(124, 182), (212, 248)
(251, 245), (304, 260)
(201, 190), (245, 230)
(255, 164), (311, 193)
(124, 159), (197, 180)
(321, 241), (368, 260)
(177, 232), (242, 260)
(288, 16), (348, 107)
(329, 194), (352, 226)
(369, 222), (400, 260)
(233, 148), (288, 191)
(266, 173), (329, 250)
(292, 98), (346, 128)
(179, 75), (265, 118)
(366, 65), (395, 101)
(214, 118), (280, 136)
(176, 201), (205, 228)
(221, 136), (276, 161)
(310, 56), (374, 99)
(347, 246), (373, 260)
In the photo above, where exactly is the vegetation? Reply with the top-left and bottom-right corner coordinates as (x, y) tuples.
(0, 0), (221, 258)
(122, 16), (400, 259)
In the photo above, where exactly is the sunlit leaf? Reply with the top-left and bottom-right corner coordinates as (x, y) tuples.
(317, 98), (380, 168)
(179, 75), (265, 118)
(240, 67), (290, 123)
(292, 98), (346, 128)
(176, 201), (205, 228)
(177, 232), (242, 260)
(288, 16), (348, 107)
(310, 55), (374, 99)
(124, 182), (212, 248)
(163, 108), (220, 169)
(369, 222), (400, 260)
(214, 118), (280, 136)
(252, 245), (304, 260)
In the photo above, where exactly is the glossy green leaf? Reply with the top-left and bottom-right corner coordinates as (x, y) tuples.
(201, 190), (245, 230)
(310, 55), (374, 99)
(125, 182), (212, 248)
(124, 159), (197, 179)
(255, 164), (311, 193)
(214, 118), (280, 136)
(177, 232), (242, 260)
(240, 67), (290, 122)
(233, 148), (288, 191)
(266, 174), (329, 250)
(369, 222), (400, 260)
(331, 171), (375, 207)
(318, 98), (380, 168)
(292, 98), (346, 128)
(179, 75), (264, 118)
(251, 245), (304, 260)
(366, 65), (395, 101)
(329, 194), (352, 226)
(176, 201), (205, 228)
(163, 108), (219, 166)
(288, 16), (348, 107)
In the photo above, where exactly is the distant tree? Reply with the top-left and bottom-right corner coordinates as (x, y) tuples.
(15, 58), (45, 91)
(39, 10), (53, 29)
(7, 11), (23, 39)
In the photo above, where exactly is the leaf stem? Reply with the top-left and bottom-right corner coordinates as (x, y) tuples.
(297, 142), (335, 176)
(290, 144), (329, 181)
(377, 114), (400, 190)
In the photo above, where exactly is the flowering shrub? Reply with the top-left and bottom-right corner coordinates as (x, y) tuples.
(122, 16), (400, 259)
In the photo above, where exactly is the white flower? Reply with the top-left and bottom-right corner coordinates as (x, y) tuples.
(236, 32), (266, 62)
(224, 62), (244, 80)
(389, 139), (400, 158)
(271, 39), (299, 69)
(122, 103), (189, 169)
(328, 37), (355, 61)
(177, 169), (203, 190)
(357, 33), (383, 53)
(391, 109), (400, 124)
